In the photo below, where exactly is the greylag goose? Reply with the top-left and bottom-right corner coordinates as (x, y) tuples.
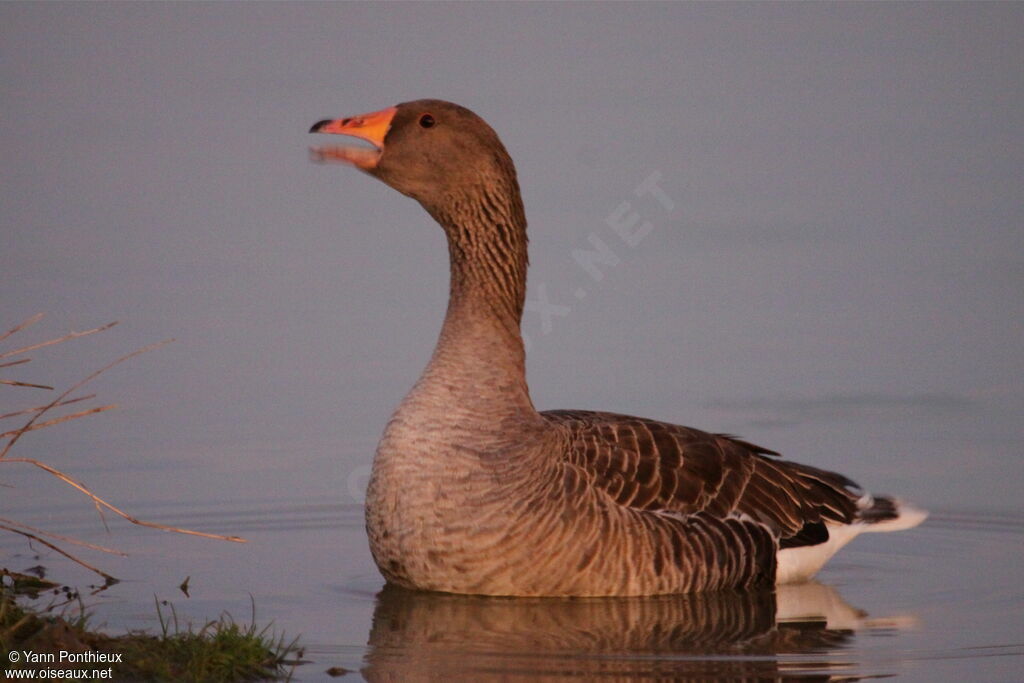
(309, 100), (926, 596)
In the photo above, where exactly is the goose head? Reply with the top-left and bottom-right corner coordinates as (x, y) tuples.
(310, 99), (519, 213)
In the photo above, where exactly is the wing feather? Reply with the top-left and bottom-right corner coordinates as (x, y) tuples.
(543, 409), (861, 548)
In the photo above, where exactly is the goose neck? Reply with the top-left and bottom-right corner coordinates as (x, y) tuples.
(416, 186), (534, 418)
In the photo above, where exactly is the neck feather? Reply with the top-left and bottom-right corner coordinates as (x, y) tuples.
(415, 180), (534, 419)
(431, 181), (528, 324)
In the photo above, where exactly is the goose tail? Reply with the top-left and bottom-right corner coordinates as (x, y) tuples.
(776, 493), (927, 584)
(857, 494), (928, 533)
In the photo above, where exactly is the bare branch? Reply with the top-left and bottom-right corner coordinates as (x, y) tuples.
(0, 321), (119, 360)
(1, 338), (171, 459)
(3, 457), (247, 544)
(0, 517), (127, 556)
(2, 319), (247, 580)
(0, 405), (116, 439)
(0, 378), (53, 390)
(0, 394), (97, 421)
(0, 522), (118, 584)
(0, 313), (45, 344)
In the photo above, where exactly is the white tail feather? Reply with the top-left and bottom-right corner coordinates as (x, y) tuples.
(776, 499), (927, 585)
(862, 500), (928, 533)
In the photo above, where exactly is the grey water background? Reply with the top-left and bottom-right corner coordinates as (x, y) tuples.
(2, 2), (1022, 680)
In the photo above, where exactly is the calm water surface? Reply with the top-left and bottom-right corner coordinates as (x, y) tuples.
(4, 3), (1022, 681)
(4, 463), (1022, 681)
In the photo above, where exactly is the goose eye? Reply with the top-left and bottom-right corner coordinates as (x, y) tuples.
(419, 114), (436, 128)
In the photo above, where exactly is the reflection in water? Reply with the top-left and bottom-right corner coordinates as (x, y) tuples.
(363, 581), (900, 681)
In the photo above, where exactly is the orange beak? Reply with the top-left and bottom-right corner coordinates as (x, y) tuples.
(309, 106), (398, 170)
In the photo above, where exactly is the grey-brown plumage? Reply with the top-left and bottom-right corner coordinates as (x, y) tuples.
(309, 99), (926, 596)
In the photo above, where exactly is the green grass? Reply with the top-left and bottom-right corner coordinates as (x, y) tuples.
(1, 581), (300, 681)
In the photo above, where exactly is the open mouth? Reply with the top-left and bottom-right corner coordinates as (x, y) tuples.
(308, 140), (382, 169)
(309, 106), (397, 170)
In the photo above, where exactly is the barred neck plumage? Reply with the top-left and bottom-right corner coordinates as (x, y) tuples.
(428, 176), (528, 332)
(417, 177), (534, 418)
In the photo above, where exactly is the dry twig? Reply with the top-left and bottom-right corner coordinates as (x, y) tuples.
(0, 313), (45, 344)
(4, 458), (246, 543)
(0, 378), (53, 390)
(0, 522), (117, 585)
(2, 315), (247, 583)
(0, 405), (116, 440)
(0, 394), (97, 421)
(2, 338), (169, 459)
(0, 517), (126, 556)
(0, 320), (118, 360)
